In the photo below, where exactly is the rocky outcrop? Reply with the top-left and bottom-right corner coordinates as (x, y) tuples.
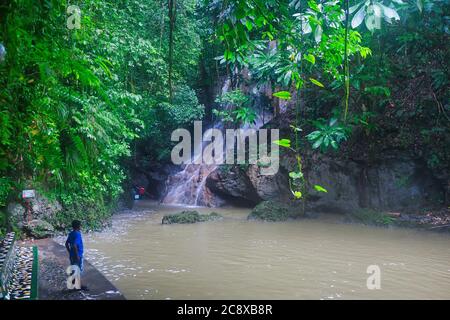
(29, 192), (62, 220)
(203, 151), (444, 214)
(7, 202), (26, 227)
(206, 166), (261, 205)
(304, 153), (443, 213)
(23, 219), (55, 239)
(248, 200), (302, 221)
(7, 191), (61, 237)
(246, 165), (291, 202)
(162, 211), (222, 224)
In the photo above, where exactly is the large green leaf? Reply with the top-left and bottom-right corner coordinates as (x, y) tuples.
(310, 78), (325, 88)
(314, 185), (328, 193)
(352, 4), (366, 28)
(273, 139), (291, 148)
(273, 91), (292, 100)
(381, 4), (400, 21)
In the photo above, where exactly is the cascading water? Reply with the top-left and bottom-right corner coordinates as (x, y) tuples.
(162, 83), (272, 207)
(162, 150), (218, 207)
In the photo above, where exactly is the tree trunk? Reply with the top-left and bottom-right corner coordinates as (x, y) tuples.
(168, 0), (176, 103)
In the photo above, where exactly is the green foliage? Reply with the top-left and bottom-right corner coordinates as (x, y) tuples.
(233, 107), (257, 125)
(0, 210), (7, 237)
(162, 211), (222, 224)
(273, 139), (292, 149)
(214, 90), (257, 125)
(169, 85), (206, 125)
(350, 0), (401, 31)
(0, 0), (206, 231)
(215, 90), (249, 108)
(0, 177), (13, 208)
(248, 201), (301, 221)
(273, 91), (292, 100)
(307, 118), (351, 151)
(314, 185), (328, 193)
(0, 0), (448, 228)
(347, 209), (397, 227)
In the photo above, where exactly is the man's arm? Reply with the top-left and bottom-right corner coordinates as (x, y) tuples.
(65, 239), (70, 253)
(72, 244), (79, 262)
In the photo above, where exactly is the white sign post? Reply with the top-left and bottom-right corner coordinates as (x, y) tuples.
(22, 190), (35, 199)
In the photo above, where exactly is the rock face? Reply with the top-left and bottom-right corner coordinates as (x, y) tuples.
(201, 152), (444, 214)
(29, 193), (62, 220)
(7, 192), (61, 237)
(248, 201), (302, 221)
(23, 219), (55, 239)
(206, 166), (261, 205)
(246, 165), (291, 202)
(162, 211), (222, 224)
(7, 202), (26, 227)
(304, 154), (443, 213)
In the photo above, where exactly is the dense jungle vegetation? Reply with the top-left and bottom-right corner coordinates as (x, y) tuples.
(0, 0), (448, 236)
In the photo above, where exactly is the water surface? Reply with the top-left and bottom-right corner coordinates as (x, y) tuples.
(82, 201), (450, 300)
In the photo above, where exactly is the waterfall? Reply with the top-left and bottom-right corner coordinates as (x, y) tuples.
(162, 153), (218, 207)
(162, 80), (272, 207)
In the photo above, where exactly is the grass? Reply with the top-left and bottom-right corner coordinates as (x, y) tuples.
(346, 209), (397, 227)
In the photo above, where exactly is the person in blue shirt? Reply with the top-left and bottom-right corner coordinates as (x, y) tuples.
(65, 220), (87, 290)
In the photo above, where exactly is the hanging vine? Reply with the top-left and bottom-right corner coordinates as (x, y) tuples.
(343, 0), (350, 122)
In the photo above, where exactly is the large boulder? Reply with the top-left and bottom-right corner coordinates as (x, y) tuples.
(206, 166), (261, 205)
(7, 192), (62, 237)
(7, 202), (26, 227)
(23, 219), (55, 239)
(29, 192), (62, 220)
(248, 200), (302, 221)
(246, 164), (291, 202)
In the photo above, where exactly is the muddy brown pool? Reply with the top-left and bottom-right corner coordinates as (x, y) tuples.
(80, 201), (450, 299)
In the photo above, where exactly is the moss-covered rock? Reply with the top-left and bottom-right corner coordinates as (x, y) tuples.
(23, 219), (55, 239)
(344, 209), (397, 227)
(162, 211), (223, 224)
(203, 212), (222, 222)
(248, 201), (301, 222)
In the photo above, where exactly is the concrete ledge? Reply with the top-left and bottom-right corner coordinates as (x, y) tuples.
(30, 239), (125, 300)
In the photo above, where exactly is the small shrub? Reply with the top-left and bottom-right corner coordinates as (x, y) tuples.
(346, 209), (396, 227)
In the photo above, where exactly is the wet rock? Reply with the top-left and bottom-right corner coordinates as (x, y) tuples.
(24, 219), (55, 239)
(7, 192), (62, 235)
(30, 192), (62, 220)
(7, 202), (26, 227)
(248, 200), (302, 222)
(203, 212), (223, 222)
(225, 151), (444, 214)
(246, 165), (292, 202)
(362, 158), (442, 211)
(206, 166), (261, 205)
(304, 156), (361, 214)
(162, 211), (223, 224)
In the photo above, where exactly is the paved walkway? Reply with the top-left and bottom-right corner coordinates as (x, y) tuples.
(29, 239), (125, 300)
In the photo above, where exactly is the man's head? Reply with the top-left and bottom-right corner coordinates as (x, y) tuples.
(72, 220), (81, 231)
